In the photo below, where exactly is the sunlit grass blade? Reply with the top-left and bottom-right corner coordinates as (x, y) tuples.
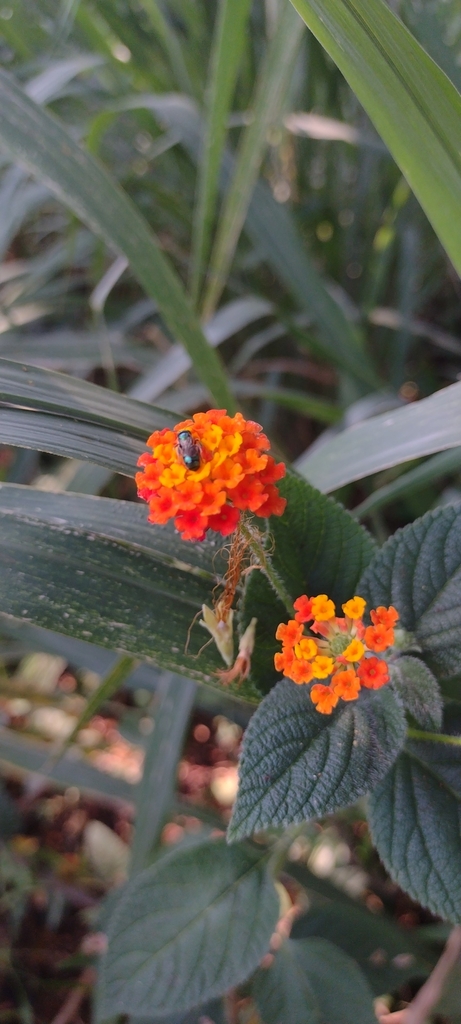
(353, 449), (461, 520)
(202, 1), (305, 319)
(296, 381), (461, 492)
(0, 70), (235, 411)
(289, 0), (461, 275)
(189, 0), (252, 306)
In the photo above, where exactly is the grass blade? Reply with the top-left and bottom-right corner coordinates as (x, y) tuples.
(0, 70), (235, 411)
(289, 0), (461, 275)
(202, 1), (305, 319)
(130, 672), (196, 876)
(296, 381), (461, 492)
(353, 449), (461, 520)
(189, 0), (252, 306)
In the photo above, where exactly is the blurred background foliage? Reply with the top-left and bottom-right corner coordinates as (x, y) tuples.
(0, 0), (461, 1019)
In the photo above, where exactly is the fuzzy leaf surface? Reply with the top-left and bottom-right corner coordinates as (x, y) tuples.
(292, 902), (431, 995)
(228, 680), (406, 840)
(390, 656), (443, 730)
(242, 472), (376, 693)
(359, 505), (461, 677)
(368, 706), (461, 923)
(97, 838), (279, 1019)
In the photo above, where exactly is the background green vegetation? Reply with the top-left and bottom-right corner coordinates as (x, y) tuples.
(0, 0), (461, 1021)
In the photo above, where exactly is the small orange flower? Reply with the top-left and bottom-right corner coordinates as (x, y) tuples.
(274, 593), (398, 712)
(136, 411), (286, 542)
(357, 656), (389, 689)
(364, 623), (395, 652)
(370, 605), (399, 629)
(310, 684), (339, 714)
(332, 669), (361, 701)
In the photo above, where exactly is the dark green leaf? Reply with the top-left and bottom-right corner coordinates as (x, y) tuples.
(96, 838), (279, 1019)
(368, 706), (461, 923)
(242, 471), (377, 694)
(0, 485), (263, 699)
(358, 504), (461, 677)
(292, 903), (431, 995)
(252, 939), (321, 1024)
(0, 408), (142, 476)
(253, 937), (376, 1024)
(228, 680), (406, 841)
(0, 358), (177, 435)
(390, 656), (443, 731)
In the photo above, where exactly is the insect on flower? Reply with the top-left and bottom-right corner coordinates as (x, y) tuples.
(135, 409), (287, 542)
(175, 429), (202, 471)
(275, 593), (399, 713)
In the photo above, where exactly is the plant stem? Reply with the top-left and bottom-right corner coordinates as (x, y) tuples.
(240, 520), (293, 615)
(407, 728), (461, 747)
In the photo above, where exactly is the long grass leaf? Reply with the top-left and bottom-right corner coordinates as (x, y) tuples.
(0, 70), (235, 411)
(202, 1), (305, 319)
(296, 382), (461, 492)
(189, 0), (252, 305)
(289, 0), (461, 275)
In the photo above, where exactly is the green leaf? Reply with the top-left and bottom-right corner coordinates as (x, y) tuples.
(0, 358), (177, 475)
(390, 656), (443, 731)
(0, 69), (234, 411)
(129, 673), (196, 876)
(96, 838), (279, 1019)
(353, 449), (461, 520)
(289, 0), (461, 275)
(241, 471), (377, 694)
(358, 504), (461, 678)
(292, 902), (431, 995)
(202, 1), (304, 318)
(368, 706), (461, 923)
(252, 939), (321, 1024)
(0, 359), (176, 435)
(0, 408), (143, 476)
(253, 938), (376, 1024)
(0, 484), (263, 698)
(189, 0), (252, 304)
(228, 680), (406, 841)
(296, 381), (461, 492)
(136, 93), (375, 388)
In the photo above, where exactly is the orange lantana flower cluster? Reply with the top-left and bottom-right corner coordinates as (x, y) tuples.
(136, 410), (286, 542)
(275, 594), (399, 714)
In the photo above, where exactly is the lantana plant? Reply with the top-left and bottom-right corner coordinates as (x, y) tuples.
(1, 386), (460, 1023)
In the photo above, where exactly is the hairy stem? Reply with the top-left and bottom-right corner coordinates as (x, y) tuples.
(407, 728), (461, 747)
(377, 925), (461, 1024)
(240, 520), (293, 615)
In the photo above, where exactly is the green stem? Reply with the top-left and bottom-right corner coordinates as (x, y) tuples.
(240, 520), (293, 616)
(407, 728), (461, 747)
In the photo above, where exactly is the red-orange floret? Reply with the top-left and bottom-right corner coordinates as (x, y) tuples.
(364, 622), (395, 652)
(370, 605), (399, 629)
(357, 656), (389, 689)
(293, 595), (314, 623)
(136, 410), (286, 542)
